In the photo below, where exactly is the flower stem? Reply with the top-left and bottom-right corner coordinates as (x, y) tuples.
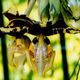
(25, 0), (36, 16)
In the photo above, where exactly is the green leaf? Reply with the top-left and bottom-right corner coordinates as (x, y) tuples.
(38, 0), (49, 26)
(38, 0), (60, 25)
(61, 0), (80, 29)
(49, 0), (60, 24)
(19, 0), (26, 3)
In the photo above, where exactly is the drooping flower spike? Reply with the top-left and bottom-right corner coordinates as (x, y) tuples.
(0, 11), (80, 76)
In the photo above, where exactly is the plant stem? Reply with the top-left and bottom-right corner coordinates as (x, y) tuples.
(0, 0), (9, 80)
(25, 0), (36, 16)
(60, 33), (69, 80)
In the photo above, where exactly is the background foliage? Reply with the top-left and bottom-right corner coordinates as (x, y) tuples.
(0, 0), (80, 80)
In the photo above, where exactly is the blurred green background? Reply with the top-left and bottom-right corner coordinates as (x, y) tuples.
(0, 0), (80, 80)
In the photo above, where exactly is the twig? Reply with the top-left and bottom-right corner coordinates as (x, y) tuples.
(25, 0), (36, 16)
